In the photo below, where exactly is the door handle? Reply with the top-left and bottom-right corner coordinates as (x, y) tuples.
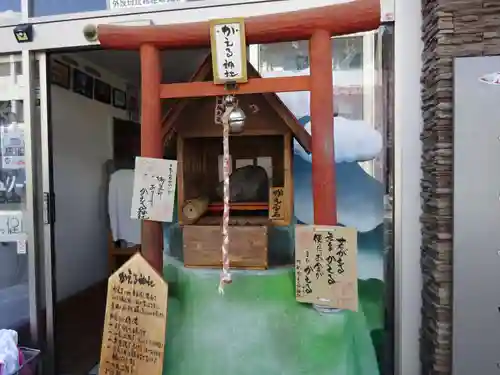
(43, 192), (55, 224)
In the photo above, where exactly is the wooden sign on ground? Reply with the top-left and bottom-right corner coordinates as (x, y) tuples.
(295, 225), (358, 311)
(99, 253), (168, 375)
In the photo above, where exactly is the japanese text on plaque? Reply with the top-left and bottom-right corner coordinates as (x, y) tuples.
(210, 19), (247, 83)
(295, 225), (358, 311)
(99, 254), (168, 375)
(130, 157), (177, 223)
(269, 187), (286, 221)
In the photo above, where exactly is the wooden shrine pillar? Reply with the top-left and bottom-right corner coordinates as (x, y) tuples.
(140, 44), (164, 272)
(309, 30), (337, 225)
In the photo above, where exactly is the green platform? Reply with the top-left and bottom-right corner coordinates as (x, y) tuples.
(163, 256), (384, 375)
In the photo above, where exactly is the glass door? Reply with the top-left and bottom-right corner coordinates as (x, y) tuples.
(33, 51), (57, 375)
(0, 52), (44, 356)
(0, 51), (58, 375)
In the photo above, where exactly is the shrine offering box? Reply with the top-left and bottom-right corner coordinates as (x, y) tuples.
(183, 225), (268, 269)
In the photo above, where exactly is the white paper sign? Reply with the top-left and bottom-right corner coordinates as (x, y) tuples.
(0, 210), (23, 242)
(108, 0), (182, 10)
(17, 239), (26, 254)
(131, 157), (177, 222)
(1, 125), (25, 170)
(210, 19), (247, 84)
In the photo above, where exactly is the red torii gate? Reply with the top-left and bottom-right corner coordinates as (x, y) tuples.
(97, 0), (380, 272)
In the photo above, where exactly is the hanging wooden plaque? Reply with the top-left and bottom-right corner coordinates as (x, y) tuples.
(269, 187), (286, 222)
(99, 253), (168, 375)
(209, 18), (248, 84)
(295, 225), (358, 312)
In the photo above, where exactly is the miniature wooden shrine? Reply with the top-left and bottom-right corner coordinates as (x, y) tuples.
(96, 0), (380, 272)
(160, 56), (311, 269)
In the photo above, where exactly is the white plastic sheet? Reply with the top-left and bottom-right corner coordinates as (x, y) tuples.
(0, 329), (19, 375)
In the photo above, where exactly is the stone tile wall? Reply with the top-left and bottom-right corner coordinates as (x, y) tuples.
(420, 0), (500, 374)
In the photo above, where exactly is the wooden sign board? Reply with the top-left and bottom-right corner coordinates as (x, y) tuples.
(295, 225), (358, 311)
(99, 253), (168, 375)
(130, 157), (178, 222)
(269, 187), (286, 222)
(209, 18), (248, 84)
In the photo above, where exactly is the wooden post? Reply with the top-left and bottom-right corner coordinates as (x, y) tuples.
(140, 44), (164, 272)
(309, 29), (337, 225)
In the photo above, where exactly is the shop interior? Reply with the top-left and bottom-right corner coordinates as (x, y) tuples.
(1, 31), (393, 375)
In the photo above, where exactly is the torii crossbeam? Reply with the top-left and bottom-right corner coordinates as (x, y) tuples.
(97, 0), (381, 272)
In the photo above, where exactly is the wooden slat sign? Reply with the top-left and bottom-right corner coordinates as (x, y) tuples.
(209, 18), (248, 84)
(99, 253), (168, 375)
(269, 187), (286, 222)
(295, 225), (358, 311)
(130, 157), (177, 222)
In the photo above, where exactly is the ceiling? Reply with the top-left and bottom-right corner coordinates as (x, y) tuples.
(64, 48), (210, 86)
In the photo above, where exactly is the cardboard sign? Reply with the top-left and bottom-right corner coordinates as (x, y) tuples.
(210, 18), (248, 84)
(269, 187), (286, 222)
(131, 157), (177, 222)
(99, 253), (168, 375)
(295, 225), (358, 311)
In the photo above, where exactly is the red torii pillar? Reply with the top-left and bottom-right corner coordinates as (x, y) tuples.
(97, 0), (380, 272)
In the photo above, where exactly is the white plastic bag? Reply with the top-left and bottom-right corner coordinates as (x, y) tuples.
(0, 329), (19, 375)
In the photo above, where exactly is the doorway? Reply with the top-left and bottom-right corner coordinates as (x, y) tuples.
(0, 52), (42, 358)
(39, 47), (206, 375)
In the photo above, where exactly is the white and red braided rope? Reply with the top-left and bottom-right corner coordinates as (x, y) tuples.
(218, 104), (233, 294)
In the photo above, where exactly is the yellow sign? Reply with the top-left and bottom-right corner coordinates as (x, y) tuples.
(15, 32), (29, 42)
